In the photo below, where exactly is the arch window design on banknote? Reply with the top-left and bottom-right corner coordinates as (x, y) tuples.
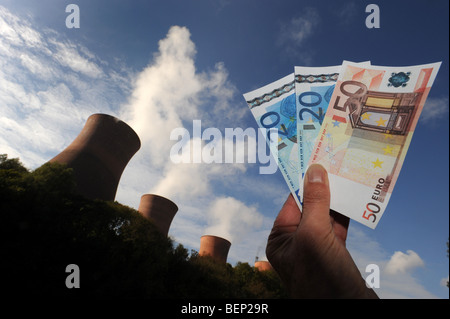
(346, 87), (421, 136)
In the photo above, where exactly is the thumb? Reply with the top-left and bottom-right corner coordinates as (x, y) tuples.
(301, 164), (331, 225)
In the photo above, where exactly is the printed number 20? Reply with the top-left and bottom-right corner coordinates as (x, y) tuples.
(298, 91), (324, 125)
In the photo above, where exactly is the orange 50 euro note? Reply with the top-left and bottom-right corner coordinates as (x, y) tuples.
(308, 61), (441, 229)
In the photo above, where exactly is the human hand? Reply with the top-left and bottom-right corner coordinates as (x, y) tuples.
(266, 164), (378, 298)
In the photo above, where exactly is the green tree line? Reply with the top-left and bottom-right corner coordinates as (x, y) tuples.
(0, 154), (287, 298)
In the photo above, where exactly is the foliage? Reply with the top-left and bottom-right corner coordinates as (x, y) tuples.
(0, 154), (287, 298)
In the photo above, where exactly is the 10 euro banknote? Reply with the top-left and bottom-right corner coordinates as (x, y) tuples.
(243, 74), (303, 208)
(309, 61), (441, 228)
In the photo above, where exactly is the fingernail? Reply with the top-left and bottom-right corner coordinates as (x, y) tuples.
(306, 164), (326, 184)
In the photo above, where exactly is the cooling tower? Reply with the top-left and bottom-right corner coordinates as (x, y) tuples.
(254, 261), (273, 272)
(199, 235), (231, 264)
(137, 194), (178, 237)
(49, 113), (140, 201)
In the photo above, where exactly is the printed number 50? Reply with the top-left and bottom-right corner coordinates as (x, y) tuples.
(362, 202), (380, 223)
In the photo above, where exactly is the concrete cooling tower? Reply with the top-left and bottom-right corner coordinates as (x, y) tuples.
(49, 113), (140, 201)
(137, 194), (178, 237)
(254, 261), (273, 272)
(199, 235), (231, 264)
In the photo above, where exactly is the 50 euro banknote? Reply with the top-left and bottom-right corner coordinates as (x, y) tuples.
(243, 74), (303, 208)
(308, 61), (441, 228)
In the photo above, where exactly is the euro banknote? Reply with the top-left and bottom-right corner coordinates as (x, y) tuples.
(308, 61), (441, 228)
(295, 63), (370, 179)
(295, 65), (341, 179)
(243, 74), (303, 207)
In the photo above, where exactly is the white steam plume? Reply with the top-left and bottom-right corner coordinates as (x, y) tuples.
(119, 26), (268, 247)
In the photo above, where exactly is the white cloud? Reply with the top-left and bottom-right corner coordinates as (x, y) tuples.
(385, 250), (425, 275)
(0, 5), (132, 168)
(334, 1), (358, 24)
(380, 271), (438, 299)
(0, 6), (27, 46)
(50, 39), (103, 78)
(120, 26), (202, 167)
(440, 276), (449, 287)
(421, 97), (449, 123)
(347, 225), (437, 298)
(277, 8), (319, 61)
(19, 52), (54, 78)
(204, 196), (264, 244)
(118, 25), (247, 201)
(118, 25), (244, 191)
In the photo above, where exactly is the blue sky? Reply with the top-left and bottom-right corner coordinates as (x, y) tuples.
(0, 0), (448, 298)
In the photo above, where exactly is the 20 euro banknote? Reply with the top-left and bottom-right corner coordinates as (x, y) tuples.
(243, 74), (303, 207)
(308, 61), (441, 228)
(295, 62), (370, 179)
(295, 65), (341, 179)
